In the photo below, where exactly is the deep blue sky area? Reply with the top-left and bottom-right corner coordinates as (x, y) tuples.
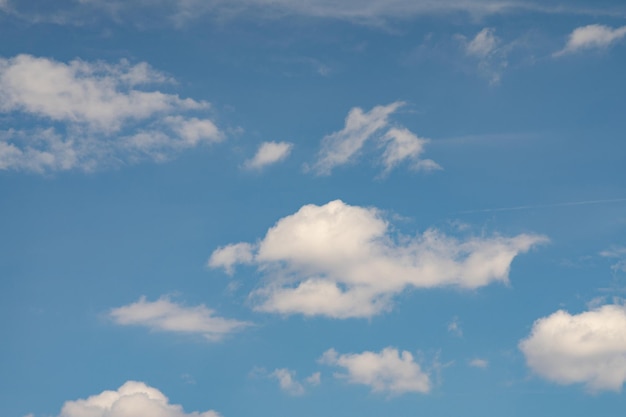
(1, 1), (626, 417)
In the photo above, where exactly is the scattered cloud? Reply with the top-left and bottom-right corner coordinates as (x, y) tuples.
(469, 358), (489, 368)
(311, 102), (439, 176)
(271, 368), (305, 396)
(459, 28), (508, 84)
(447, 317), (463, 337)
(209, 200), (547, 318)
(555, 24), (626, 56)
(209, 242), (255, 275)
(306, 372), (322, 386)
(244, 141), (293, 170)
(519, 304), (626, 391)
(320, 347), (430, 395)
(600, 247), (626, 273)
(54, 380), (220, 417)
(0, 54), (222, 173)
(109, 296), (249, 341)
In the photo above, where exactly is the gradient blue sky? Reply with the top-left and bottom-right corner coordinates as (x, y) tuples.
(1, 1), (626, 416)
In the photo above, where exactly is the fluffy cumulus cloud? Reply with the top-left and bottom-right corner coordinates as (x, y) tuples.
(320, 347), (430, 395)
(0, 54), (223, 173)
(555, 24), (626, 56)
(53, 380), (220, 417)
(209, 200), (546, 318)
(520, 304), (626, 391)
(311, 102), (438, 176)
(109, 296), (249, 341)
(244, 141), (293, 170)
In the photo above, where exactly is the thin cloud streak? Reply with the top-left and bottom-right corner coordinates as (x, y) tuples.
(460, 198), (626, 214)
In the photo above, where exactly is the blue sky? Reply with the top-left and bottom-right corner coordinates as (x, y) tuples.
(1, 1), (626, 416)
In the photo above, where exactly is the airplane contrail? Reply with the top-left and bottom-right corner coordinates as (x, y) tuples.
(460, 198), (626, 214)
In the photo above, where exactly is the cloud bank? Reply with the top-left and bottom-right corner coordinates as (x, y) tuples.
(209, 200), (547, 318)
(520, 304), (626, 391)
(109, 296), (249, 341)
(56, 380), (220, 417)
(0, 54), (222, 173)
(320, 347), (430, 395)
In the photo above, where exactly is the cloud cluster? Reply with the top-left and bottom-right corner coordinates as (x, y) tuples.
(56, 380), (220, 417)
(270, 368), (321, 396)
(555, 24), (626, 56)
(520, 304), (626, 391)
(244, 141), (293, 170)
(320, 347), (430, 395)
(311, 102), (439, 176)
(109, 296), (249, 341)
(209, 200), (546, 318)
(0, 54), (222, 173)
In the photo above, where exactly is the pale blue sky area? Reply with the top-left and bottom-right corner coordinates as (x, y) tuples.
(1, 1), (626, 417)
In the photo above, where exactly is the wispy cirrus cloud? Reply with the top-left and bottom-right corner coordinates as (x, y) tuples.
(0, 54), (223, 173)
(554, 24), (626, 56)
(109, 296), (249, 341)
(209, 200), (547, 318)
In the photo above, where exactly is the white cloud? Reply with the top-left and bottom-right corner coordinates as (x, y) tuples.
(380, 127), (441, 174)
(312, 103), (438, 175)
(209, 200), (547, 318)
(447, 317), (463, 337)
(320, 347), (430, 395)
(244, 141), (293, 170)
(600, 246), (626, 273)
(208, 242), (255, 275)
(0, 54), (222, 173)
(460, 28), (508, 84)
(519, 304), (626, 391)
(270, 368), (305, 396)
(55, 380), (220, 417)
(555, 24), (626, 56)
(109, 296), (249, 341)
(306, 372), (321, 386)
(469, 358), (488, 368)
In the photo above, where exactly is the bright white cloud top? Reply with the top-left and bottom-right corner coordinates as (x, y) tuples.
(109, 296), (249, 341)
(320, 347), (430, 395)
(312, 102), (438, 176)
(209, 200), (547, 318)
(245, 141), (293, 170)
(555, 24), (626, 56)
(520, 304), (626, 391)
(55, 380), (220, 417)
(0, 54), (222, 172)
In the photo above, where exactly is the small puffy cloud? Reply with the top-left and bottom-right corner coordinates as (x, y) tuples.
(519, 304), (626, 391)
(380, 127), (441, 174)
(208, 242), (255, 275)
(209, 200), (546, 318)
(320, 347), (430, 395)
(109, 296), (249, 341)
(555, 24), (626, 56)
(271, 368), (305, 396)
(0, 54), (222, 173)
(244, 141), (293, 170)
(55, 380), (220, 417)
(311, 102), (438, 176)
(600, 246), (626, 273)
(306, 372), (321, 386)
(469, 358), (488, 368)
